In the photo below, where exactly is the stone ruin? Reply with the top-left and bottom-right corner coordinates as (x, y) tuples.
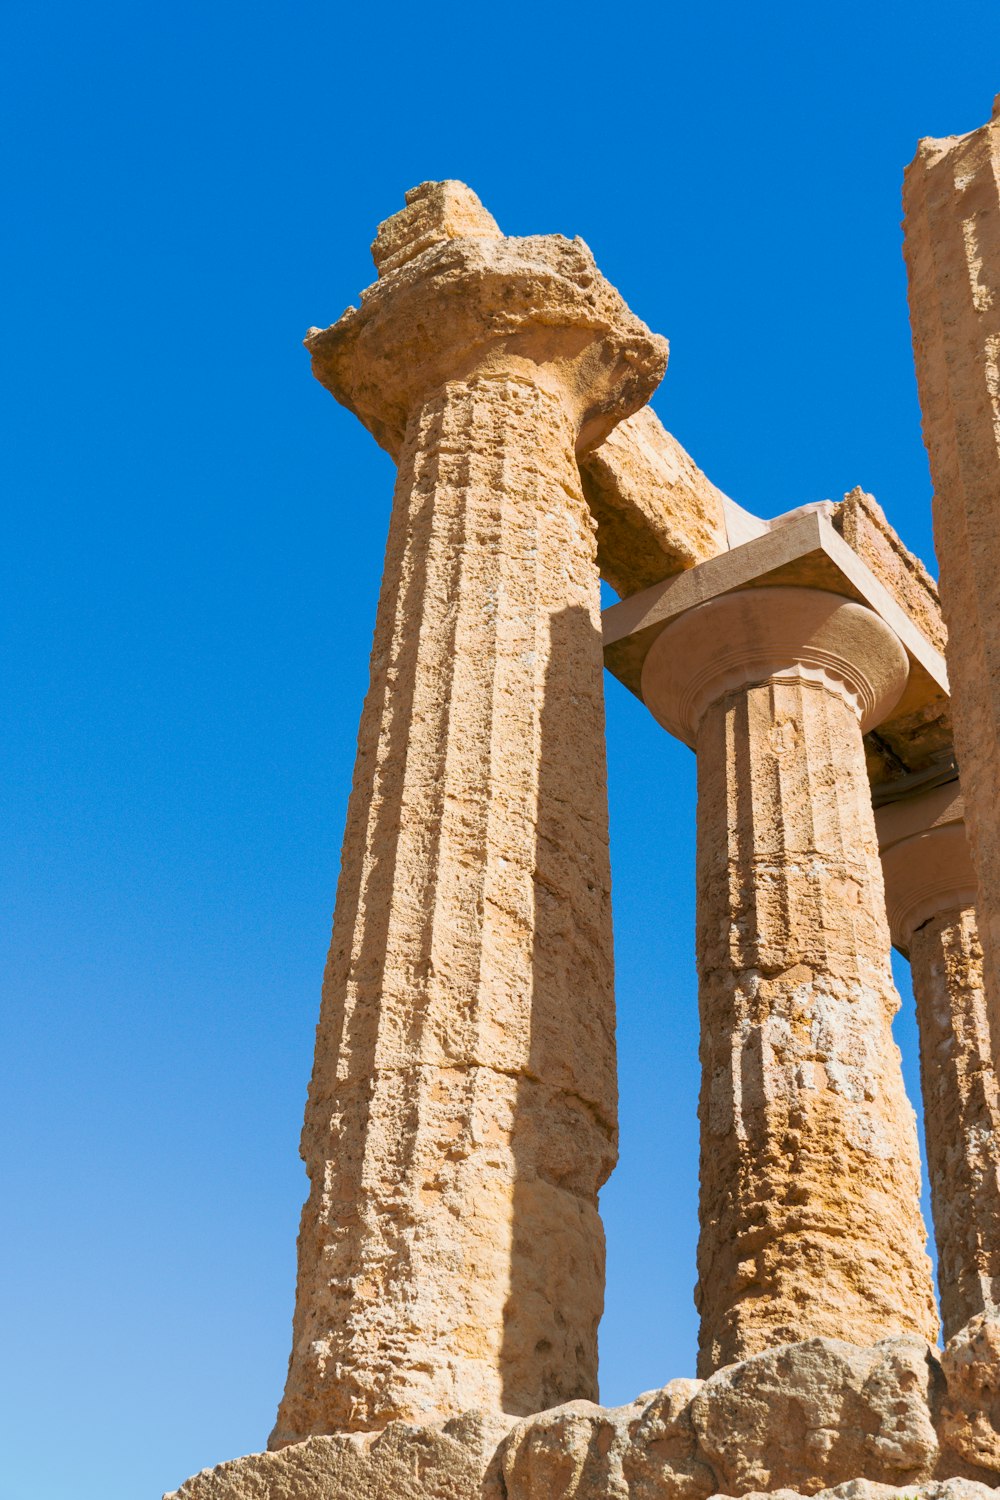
(168, 98), (1000, 1500)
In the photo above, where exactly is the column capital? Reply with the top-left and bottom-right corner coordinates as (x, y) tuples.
(304, 182), (668, 460)
(639, 585), (909, 747)
(877, 782), (977, 951)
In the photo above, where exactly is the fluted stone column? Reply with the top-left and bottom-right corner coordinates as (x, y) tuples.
(878, 783), (1000, 1338)
(641, 586), (939, 1376)
(271, 184), (668, 1444)
(903, 100), (1000, 1053)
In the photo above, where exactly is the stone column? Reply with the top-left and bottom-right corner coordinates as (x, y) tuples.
(903, 99), (1000, 1053)
(270, 184), (668, 1445)
(640, 586), (938, 1376)
(877, 783), (1000, 1339)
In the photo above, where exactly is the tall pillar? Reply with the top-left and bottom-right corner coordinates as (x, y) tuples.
(903, 100), (1000, 1051)
(641, 586), (938, 1376)
(877, 783), (1000, 1338)
(271, 184), (668, 1445)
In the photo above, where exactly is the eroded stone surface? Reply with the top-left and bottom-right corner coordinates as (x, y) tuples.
(625, 1381), (716, 1500)
(308, 217), (668, 462)
(273, 185), (667, 1444)
(912, 911), (1000, 1337)
(690, 1338), (940, 1495)
(496, 1336), (963, 1498)
(169, 1335), (1000, 1498)
(371, 180), (502, 276)
(940, 1316), (1000, 1473)
(715, 1481), (996, 1500)
(166, 1410), (508, 1500)
(641, 587), (938, 1372)
(580, 406), (729, 597)
(833, 487), (946, 656)
(830, 487), (954, 795)
(497, 1380), (712, 1500)
(903, 103), (1000, 1056)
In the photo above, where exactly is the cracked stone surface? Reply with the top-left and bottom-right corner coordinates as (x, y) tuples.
(581, 404), (729, 596)
(940, 1316), (1000, 1474)
(911, 911), (1000, 1338)
(497, 1337), (947, 1499)
(165, 1410), (510, 1500)
(903, 100), (1000, 1055)
(167, 1335), (1000, 1498)
(714, 1481), (997, 1500)
(270, 181), (668, 1444)
(640, 586), (938, 1372)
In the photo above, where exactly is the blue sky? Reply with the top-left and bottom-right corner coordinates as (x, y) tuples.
(3, 4), (999, 1497)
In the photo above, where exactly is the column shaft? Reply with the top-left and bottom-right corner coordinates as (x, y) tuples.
(694, 670), (937, 1372)
(911, 905), (1000, 1337)
(903, 105), (1000, 1052)
(272, 371), (617, 1443)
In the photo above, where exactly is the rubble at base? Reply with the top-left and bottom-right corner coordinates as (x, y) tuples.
(167, 1331), (1000, 1500)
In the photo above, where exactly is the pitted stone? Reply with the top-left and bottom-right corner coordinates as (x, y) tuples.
(713, 1480), (996, 1500)
(165, 1411), (509, 1500)
(690, 1338), (941, 1495)
(371, 180), (502, 276)
(272, 183), (668, 1445)
(940, 1315), (1000, 1474)
(904, 103), (1000, 1057)
(642, 584), (937, 1370)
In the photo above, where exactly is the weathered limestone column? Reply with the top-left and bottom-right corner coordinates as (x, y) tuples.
(878, 783), (1000, 1339)
(903, 99), (1000, 1050)
(271, 184), (668, 1445)
(641, 586), (938, 1375)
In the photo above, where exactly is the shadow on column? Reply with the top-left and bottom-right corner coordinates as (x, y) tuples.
(501, 603), (619, 1416)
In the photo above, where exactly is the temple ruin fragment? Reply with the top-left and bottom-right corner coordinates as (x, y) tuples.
(167, 99), (1000, 1500)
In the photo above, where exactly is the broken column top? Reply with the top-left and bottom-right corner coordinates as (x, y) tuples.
(906, 92), (1000, 168)
(306, 180), (668, 459)
(371, 180), (502, 276)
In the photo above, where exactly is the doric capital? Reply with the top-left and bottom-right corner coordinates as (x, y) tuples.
(305, 182), (668, 459)
(639, 586), (909, 747)
(877, 782), (977, 951)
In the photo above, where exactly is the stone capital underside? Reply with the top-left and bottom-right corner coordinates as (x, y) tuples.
(880, 816), (978, 953)
(638, 586), (910, 747)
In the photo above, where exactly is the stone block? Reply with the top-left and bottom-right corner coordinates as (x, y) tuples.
(165, 1411), (508, 1500)
(940, 1315), (1000, 1473)
(580, 407), (728, 597)
(691, 1338), (941, 1495)
(832, 488), (946, 656)
(168, 1334), (1000, 1498)
(714, 1481), (995, 1500)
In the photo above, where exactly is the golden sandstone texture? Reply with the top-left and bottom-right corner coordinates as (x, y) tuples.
(640, 586), (937, 1372)
(170, 1337), (1000, 1499)
(904, 99), (1000, 1049)
(913, 908), (1000, 1338)
(581, 405), (729, 596)
(271, 182), (668, 1444)
(168, 114), (1000, 1497)
(877, 782), (1000, 1344)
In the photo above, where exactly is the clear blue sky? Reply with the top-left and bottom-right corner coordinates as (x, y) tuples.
(3, 4), (998, 1497)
